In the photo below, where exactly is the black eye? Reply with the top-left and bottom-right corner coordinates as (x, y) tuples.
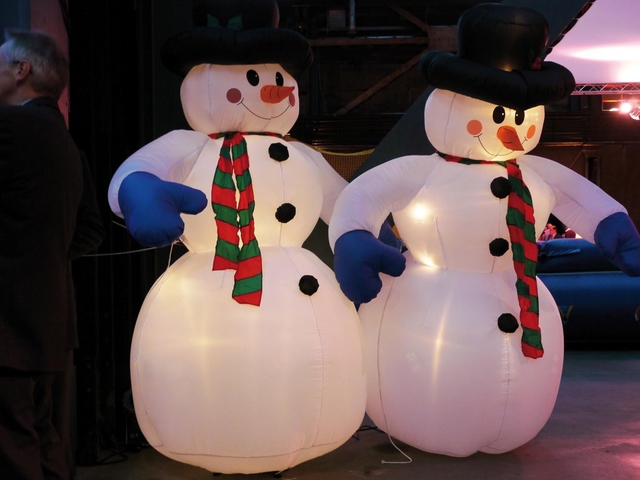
(492, 106), (505, 124)
(515, 110), (525, 125)
(246, 69), (259, 86)
(275, 72), (284, 86)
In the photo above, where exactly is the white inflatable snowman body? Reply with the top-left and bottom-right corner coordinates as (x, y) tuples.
(108, 62), (365, 474)
(329, 4), (638, 456)
(332, 88), (626, 456)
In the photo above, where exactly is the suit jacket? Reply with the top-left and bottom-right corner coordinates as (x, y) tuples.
(0, 97), (90, 372)
(66, 150), (104, 351)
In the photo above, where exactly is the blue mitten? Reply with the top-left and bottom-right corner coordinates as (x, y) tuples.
(334, 229), (406, 304)
(594, 212), (640, 276)
(118, 172), (207, 247)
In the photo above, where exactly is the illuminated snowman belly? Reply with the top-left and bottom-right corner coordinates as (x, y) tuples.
(358, 255), (563, 456)
(130, 135), (365, 474)
(130, 247), (365, 473)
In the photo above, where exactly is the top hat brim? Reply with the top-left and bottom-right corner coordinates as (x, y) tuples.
(161, 26), (313, 77)
(419, 51), (575, 111)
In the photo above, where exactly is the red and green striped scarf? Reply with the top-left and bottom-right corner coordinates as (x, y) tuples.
(438, 152), (543, 359)
(209, 132), (282, 306)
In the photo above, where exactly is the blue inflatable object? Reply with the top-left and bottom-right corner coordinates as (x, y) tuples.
(333, 229), (406, 304)
(119, 171), (208, 247)
(594, 212), (640, 276)
(538, 238), (640, 345)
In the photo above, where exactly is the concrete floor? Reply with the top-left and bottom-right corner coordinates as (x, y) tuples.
(76, 350), (640, 480)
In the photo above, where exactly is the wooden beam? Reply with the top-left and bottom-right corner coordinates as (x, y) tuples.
(309, 4), (455, 51)
(335, 49), (428, 116)
(309, 36), (428, 47)
(388, 4), (431, 34)
(387, 4), (457, 52)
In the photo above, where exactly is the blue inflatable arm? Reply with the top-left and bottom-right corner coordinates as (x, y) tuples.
(594, 212), (640, 276)
(333, 229), (406, 304)
(118, 172), (208, 247)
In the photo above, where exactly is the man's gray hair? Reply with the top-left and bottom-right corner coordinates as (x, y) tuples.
(3, 29), (69, 100)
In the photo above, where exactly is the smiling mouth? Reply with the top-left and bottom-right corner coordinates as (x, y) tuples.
(239, 100), (291, 120)
(475, 134), (527, 158)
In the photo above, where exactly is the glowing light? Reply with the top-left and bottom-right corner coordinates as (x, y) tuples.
(620, 102), (633, 114)
(416, 254), (437, 268)
(430, 305), (450, 403)
(411, 204), (430, 222)
(571, 44), (640, 62)
(619, 63), (640, 82)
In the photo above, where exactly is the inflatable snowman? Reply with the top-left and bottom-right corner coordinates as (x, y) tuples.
(108, 0), (365, 474)
(329, 4), (640, 457)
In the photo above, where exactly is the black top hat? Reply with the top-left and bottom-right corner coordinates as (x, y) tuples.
(161, 0), (313, 77)
(419, 3), (575, 110)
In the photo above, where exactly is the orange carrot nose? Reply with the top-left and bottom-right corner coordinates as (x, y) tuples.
(260, 85), (295, 104)
(497, 126), (524, 151)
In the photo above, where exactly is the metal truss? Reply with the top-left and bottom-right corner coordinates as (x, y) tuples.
(573, 83), (640, 95)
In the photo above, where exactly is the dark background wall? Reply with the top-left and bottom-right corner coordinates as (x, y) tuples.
(1, 0), (639, 463)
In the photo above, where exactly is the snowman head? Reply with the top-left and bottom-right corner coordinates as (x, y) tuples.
(161, 0), (312, 135)
(419, 4), (574, 113)
(424, 88), (544, 161)
(180, 63), (299, 135)
(418, 4), (574, 161)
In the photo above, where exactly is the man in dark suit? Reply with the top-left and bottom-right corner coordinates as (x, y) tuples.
(0, 29), (103, 479)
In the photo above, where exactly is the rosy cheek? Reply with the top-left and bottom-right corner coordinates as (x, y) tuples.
(289, 93), (296, 107)
(467, 119), (482, 136)
(226, 88), (242, 103)
(526, 124), (536, 139)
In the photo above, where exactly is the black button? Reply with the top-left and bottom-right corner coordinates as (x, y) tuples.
(269, 143), (289, 162)
(489, 238), (509, 256)
(498, 313), (519, 333)
(299, 275), (319, 296)
(275, 203), (296, 223)
(490, 177), (511, 199)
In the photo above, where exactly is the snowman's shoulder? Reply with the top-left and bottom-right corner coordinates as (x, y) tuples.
(390, 153), (440, 169)
(156, 129), (210, 150)
(286, 140), (330, 169)
(130, 129), (210, 162)
(518, 154), (556, 168)
(518, 154), (577, 184)
(286, 140), (318, 157)
(286, 139), (345, 180)
(357, 154), (440, 183)
(120, 129), (211, 186)
(519, 153), (603, 204)
(344, 155), (439, 209)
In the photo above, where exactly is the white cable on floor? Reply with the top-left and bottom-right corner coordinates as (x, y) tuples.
(381, 432), (412, 464)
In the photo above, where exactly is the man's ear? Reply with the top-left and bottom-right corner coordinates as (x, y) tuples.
(15, 60), (31, 82)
